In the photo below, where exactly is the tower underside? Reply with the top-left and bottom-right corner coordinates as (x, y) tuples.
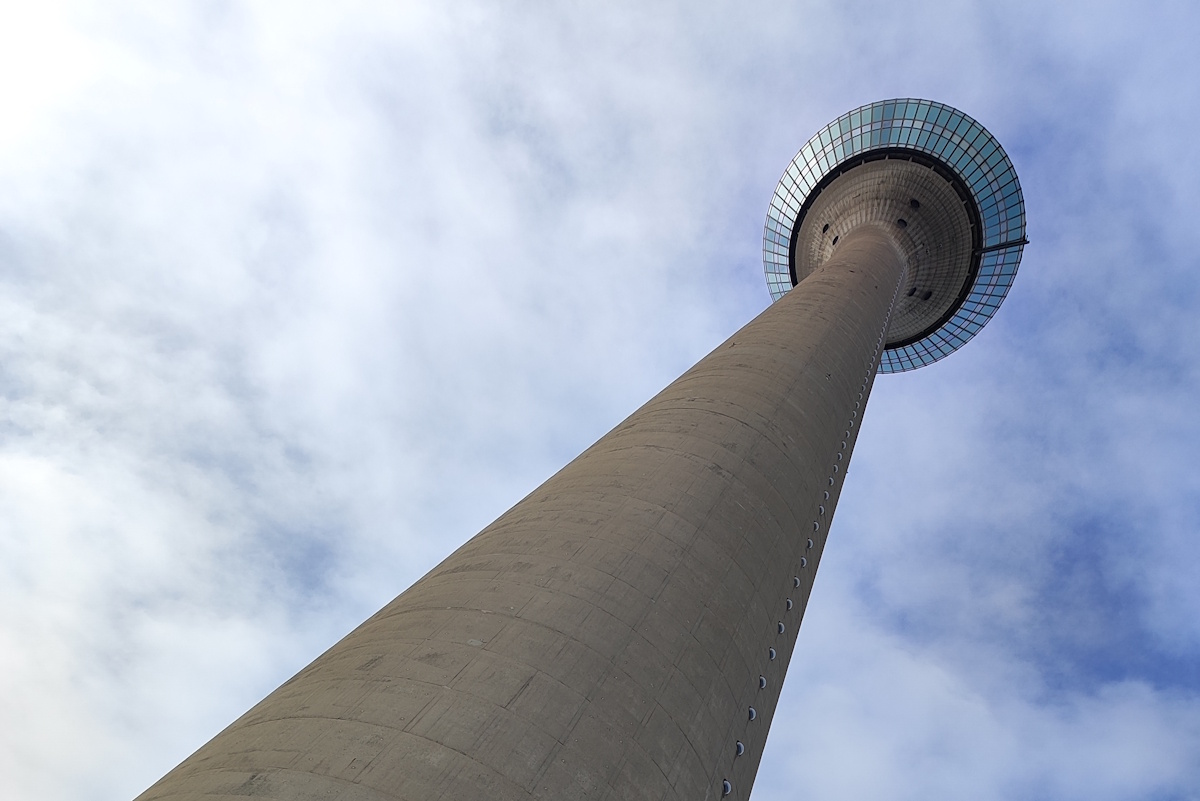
(137, 228), (907, 801)
(763, 98), (1027, 372)
(791, 156), (978, 346)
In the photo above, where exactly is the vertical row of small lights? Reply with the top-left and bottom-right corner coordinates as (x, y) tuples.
(765, 98), (1025, 374)
(722, 314), (890, 799)
(723, 515), (812, 796)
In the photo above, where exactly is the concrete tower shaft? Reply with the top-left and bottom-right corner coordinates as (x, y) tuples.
(136, 99), (1024, 801)
(136, 228), (905, 801)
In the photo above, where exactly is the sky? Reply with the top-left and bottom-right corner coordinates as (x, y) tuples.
(1, 1), (1198, 800)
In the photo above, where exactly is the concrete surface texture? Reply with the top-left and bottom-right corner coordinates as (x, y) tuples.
(136, 220), (913, 798)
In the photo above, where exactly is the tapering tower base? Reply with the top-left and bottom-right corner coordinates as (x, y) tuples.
(137, 228), (905, 801)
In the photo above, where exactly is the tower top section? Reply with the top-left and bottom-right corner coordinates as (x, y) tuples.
(763, 99), (1027, 372)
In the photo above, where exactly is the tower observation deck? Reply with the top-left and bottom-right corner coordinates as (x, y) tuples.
(136, 100), (1025, 801)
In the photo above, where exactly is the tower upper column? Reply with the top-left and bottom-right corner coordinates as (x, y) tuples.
(763, 99), (1027, 372)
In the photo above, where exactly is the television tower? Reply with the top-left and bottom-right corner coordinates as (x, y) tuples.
(137, 99), (1025, 801)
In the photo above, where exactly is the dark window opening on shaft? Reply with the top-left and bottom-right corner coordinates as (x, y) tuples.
(921, 290), (933, 300)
